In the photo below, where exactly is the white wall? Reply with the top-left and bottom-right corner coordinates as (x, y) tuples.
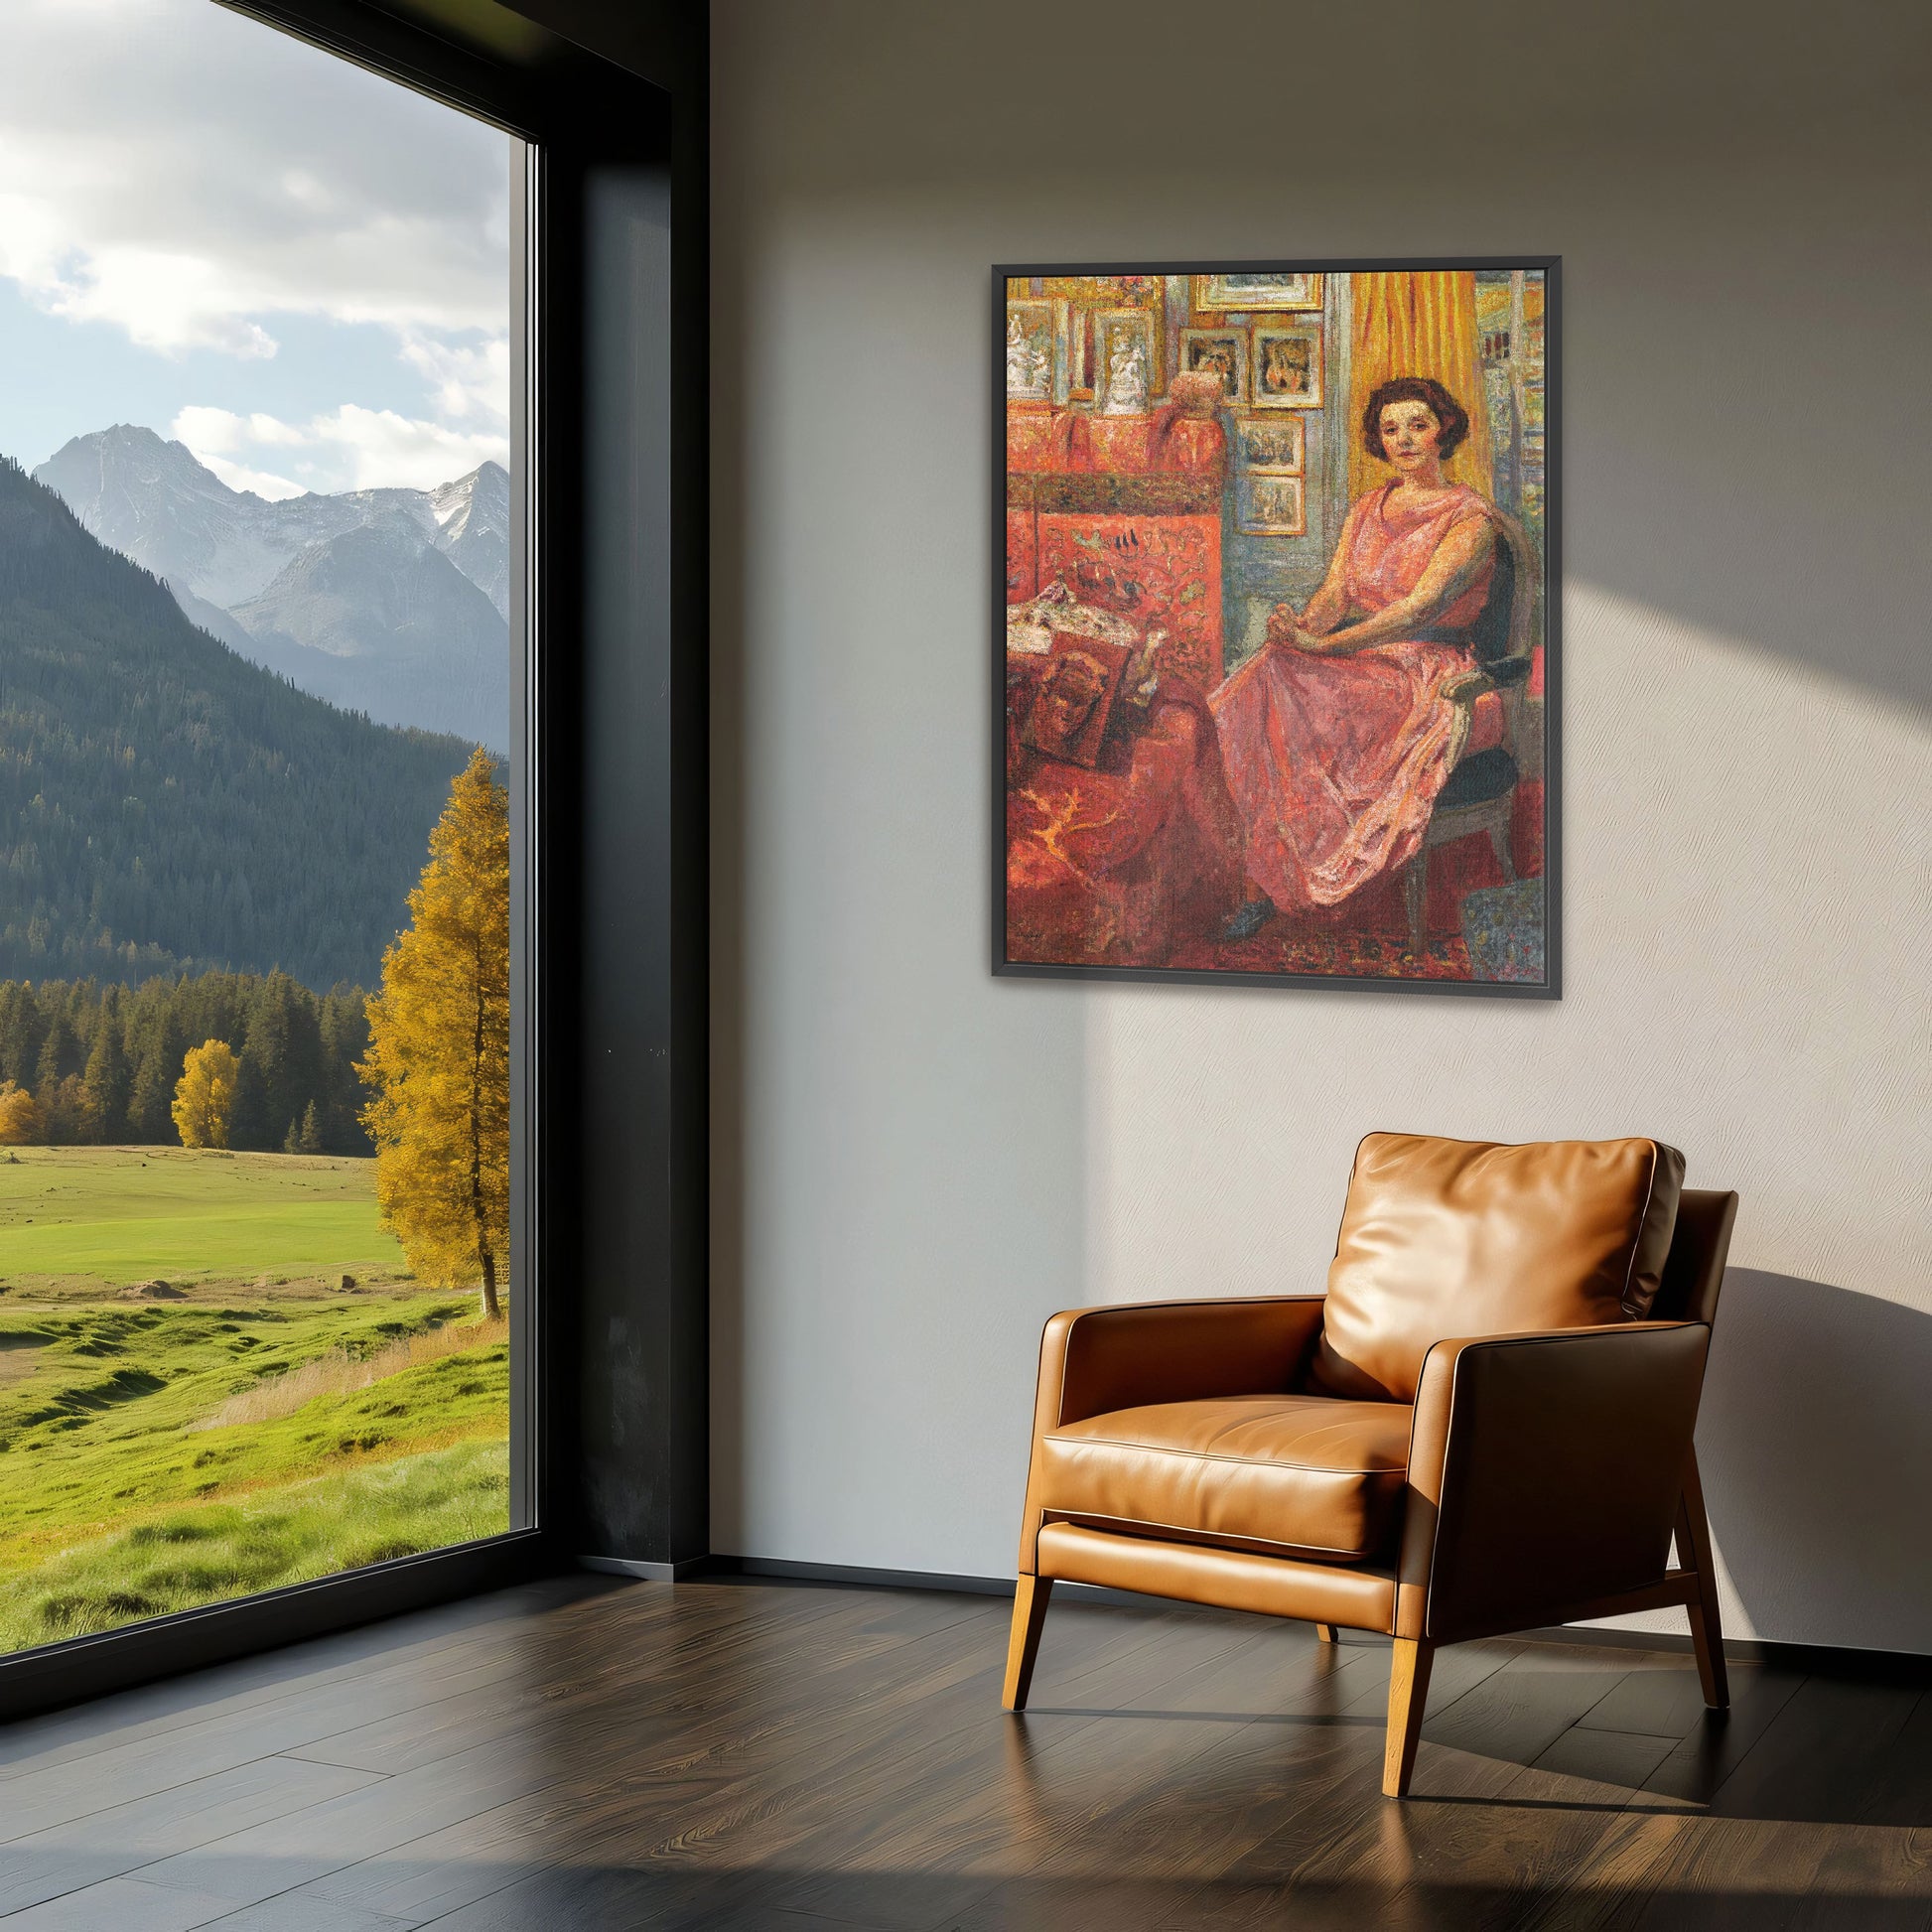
(710, 0), (1932, 1651)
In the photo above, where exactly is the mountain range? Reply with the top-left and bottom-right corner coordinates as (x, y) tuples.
(0, 455), (476, 990)
(34, 426), (509, 750)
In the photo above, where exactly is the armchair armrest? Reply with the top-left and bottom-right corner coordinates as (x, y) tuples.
(1033, 1297), (1326, 1435)
(1396, 1321), (1710, 1641)
(1440, 667), (1497, 706)
(1017, 1298), (1325, 1575)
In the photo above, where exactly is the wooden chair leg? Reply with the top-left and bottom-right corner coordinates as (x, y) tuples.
(1677, 1449), (1728, 1710)
(1488, 817), (1516, 883)
(1003, 1575), (1053, 1712)
(1382, 1638), (1434, 1799)
(1313, 1622), (1338, 1644)
(1404, 851), (1428, 953)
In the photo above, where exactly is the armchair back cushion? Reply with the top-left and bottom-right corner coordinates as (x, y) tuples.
(1307, 1134), (1687, 1403)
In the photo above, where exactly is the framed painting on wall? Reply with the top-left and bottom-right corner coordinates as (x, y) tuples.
(1091, 307), (1157, 415)
(1178, 327), (1248, 404)
(1195, 270), (1323, 312)
(1252, 323), (1324, 409)
(1239, 472), (1306, 536)
(1003, 298), (1063, 403)
(995, 257), (1561, 997)
(1235, 413), (1305, 474)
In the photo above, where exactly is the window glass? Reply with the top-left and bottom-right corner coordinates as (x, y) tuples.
(0, 0), (522, 1652)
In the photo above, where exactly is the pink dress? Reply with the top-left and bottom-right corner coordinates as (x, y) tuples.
(1209, 483), (1496, 910)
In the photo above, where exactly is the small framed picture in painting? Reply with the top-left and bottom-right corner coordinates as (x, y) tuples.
(1178, 327), (1247, 404)
(1091, 307), (1156, 414)
(1003, 298), (1061, 403)
(1239, 472), (1306, 536)
(1234, 413), (1305, 474)
(996, 256), (1560, 999)
(1252, 323), (1323, 408)
(1196, 271), (1323, 312)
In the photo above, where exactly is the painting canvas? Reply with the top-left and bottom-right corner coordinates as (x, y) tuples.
(997, 259), (1558, 995)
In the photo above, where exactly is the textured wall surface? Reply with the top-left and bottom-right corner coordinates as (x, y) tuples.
(710, 0), (1932, 1649)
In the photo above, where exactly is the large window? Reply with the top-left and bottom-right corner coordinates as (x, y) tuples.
(0, 0), (528, 1652)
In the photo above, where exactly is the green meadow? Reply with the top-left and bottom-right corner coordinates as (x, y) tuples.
(0, 1145), (406, 1289)
(0, 1148), (509, 1651)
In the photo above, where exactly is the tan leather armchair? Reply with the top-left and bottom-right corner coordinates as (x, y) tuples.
(1003, 1134), (1737, 1799)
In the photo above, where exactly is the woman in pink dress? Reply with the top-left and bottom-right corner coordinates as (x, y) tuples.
(1210, 375), (1499, 935)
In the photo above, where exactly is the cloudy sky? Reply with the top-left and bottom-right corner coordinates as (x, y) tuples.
(0, 0), (513, 496)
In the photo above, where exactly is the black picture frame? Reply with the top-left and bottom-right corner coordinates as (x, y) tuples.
(992, 257), (1562, 1000)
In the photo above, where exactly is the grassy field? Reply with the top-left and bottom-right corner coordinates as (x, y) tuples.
(0, 1148), (509, 1652)
(0, 1145), (407, 1289)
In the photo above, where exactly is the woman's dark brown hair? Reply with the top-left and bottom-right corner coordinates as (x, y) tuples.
(1361, 376), (1469, 462)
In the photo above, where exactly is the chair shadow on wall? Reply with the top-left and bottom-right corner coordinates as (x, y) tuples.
(1699, 1269), (1932, 1663)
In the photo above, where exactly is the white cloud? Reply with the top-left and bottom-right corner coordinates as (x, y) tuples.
(172, 402), (507, 498)
(200, 455), (310, 501)
(0, 0), (510, 354)
(173, 406), (310, 454)
(310, 404), (508, 491)
(2, 0), (511, 490)
(398, 333), (511, 425)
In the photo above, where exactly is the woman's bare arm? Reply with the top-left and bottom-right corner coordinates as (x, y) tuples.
(1300, 500), (1365, 634)
(1265, 498), (1365, 647)
(1296, 514), (1493, 655)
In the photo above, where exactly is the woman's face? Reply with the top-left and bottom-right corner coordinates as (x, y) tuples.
(1379, 400), (1443, 472)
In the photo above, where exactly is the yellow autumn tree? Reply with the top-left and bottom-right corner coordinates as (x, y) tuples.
(172, 1040), (239, 1149)
(358, 749), (510, 1318)
(0, 1079), (41, 1146)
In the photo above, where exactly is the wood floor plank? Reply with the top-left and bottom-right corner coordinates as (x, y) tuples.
(1526, 1726), (1680, 1794)
(2, 1575), (1927, 1932)
(1635, 1659), (1808, 1811)
(0, 1874), (248, 1931)
(290, 1595), (1181, 1927)
(614, 1605), (1284, 1926)
(407, 1601), (1283, 1929)
(763, 1619), (1361, 1927)
(129, 1726), (652, 1908)
(0, 1652), (519, 1843)
(133, 1587), (1013, 1924)
(1412, 1645), (1644, 1790)
(283, 1576), (871, 1775)
(199, 1894), (425, 1930)
(0, 1582), (649, 1824)
(937, 1640), (1395, 1931)
(1218, 1644), (1651, 1932)
(1570, 1652), (1780, 1743)
(0, 1756), (384, 1918)
(1855, 1692), (1932, 1830)
(1703, 1675), (1919, 1823)
(0, 1579), (611, 1781)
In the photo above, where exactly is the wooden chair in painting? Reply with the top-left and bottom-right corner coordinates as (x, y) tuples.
(1404, 507), (1540, 953)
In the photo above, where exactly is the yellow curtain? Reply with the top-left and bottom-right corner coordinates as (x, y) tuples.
(1347, 272), (1492, 502)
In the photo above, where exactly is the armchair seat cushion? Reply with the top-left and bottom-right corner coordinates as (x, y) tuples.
(1035, 1393), (1411, 1564)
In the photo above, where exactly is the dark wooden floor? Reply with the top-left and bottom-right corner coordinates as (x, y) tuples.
(1, 1575), (1928, 1930)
